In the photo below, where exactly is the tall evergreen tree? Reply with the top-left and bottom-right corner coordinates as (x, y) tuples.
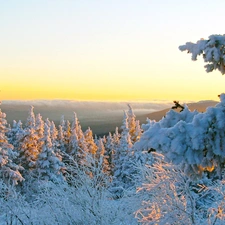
(50, 121), (59, 149)
(7, 120), (25, 151)
(35, 123), (65, 182)
(35, 113), (44, 153)
(58, 125), (66, 153)
(25, 105), (35, 129)
(111, 112), (134, 197)
(105, 132), (115, 170)
(84, 127), (97, 155)
(68, 128), (79, 156)
(71, 112), (83, 140)
(58, 116), (71, 153)
(18, 106), (39, 171)
(134, 120), (142, 142)
(113, 127), (120, 147)
(76, 135), (89, 167)
(0, 107), (23, 185)
(96, 138), (110, 175)
(45, 118), (52, 128)
(18, 128), (39, 171)
(127, 104), (142, 143)
(68, 112), (83, 155)
(127, 104), (136, 142)
(63, 120), (71, 153)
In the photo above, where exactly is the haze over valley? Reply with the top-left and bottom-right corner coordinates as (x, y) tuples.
(2, 99), (218, 135)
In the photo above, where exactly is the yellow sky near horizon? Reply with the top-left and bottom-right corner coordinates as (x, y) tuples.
(1, 1), (225, 103)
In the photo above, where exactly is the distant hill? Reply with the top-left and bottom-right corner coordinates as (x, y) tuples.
(0, 100), (219, 135)
(138, 100), (219, 122)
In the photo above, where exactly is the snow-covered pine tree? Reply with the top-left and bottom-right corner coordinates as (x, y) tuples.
(45, 118), (52, 128)
(119, 111), (133, 151)
(58, 125), (66, 153)
(96, 138), (110, 176)
(7, 120), (24, 151)
(49, 120), (60, 155)
(127, 104), (138, 143)
(126, 104), (143, 144)
(61, 115), (82, 183)
(18, 106), (39, 172)
(113, 127), (120, 145)
(111, 111), (134, 197)
(68, 128), (79, 156)
(35, 113), (44, 153)
(101, 135), (107, 145)
(94, 134), (98, 146)
(111, 127), (121, 170)
(105, 132), (115, 171)
(0, 107), (23, 185)
(75, 127), (98, 176)
(64, 120), (71, 152)
(60, 115), (65, 129)
(59, 117), (71, 153)
(58, 115), (68, 152)
(49, 120), (58, 148)
(134, 120), (142, 143)
(71, 112), (83, 140)
(68, 112), (84, 155)
(76, 135), (89, 167)
(84, 127), (97, 155)
(25, 105), (35, 129)
(68, 127), (98, 179)
(58, 116), (72, 154)
(81, 137), (112, 189)
(49, 120), (63, 164)
(18, 128), (39, 171)
(35, 113), (44, 139)
(6, 120), (16, 146)
(35, 123), (65, 183)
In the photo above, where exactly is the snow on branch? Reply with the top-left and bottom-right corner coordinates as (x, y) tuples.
(135, 93), (225, 179)
(179, 34), (225, 74)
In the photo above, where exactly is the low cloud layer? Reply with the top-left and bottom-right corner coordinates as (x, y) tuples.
(1, 100), (175, 135)
(2, 99), (173, 112)
(2, 99), (214, 135)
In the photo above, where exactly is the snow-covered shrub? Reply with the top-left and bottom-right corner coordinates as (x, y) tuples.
(135, 153), (225, 225)
(0, 165), (140, 225)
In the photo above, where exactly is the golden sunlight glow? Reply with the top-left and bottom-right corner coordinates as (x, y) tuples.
(1, 1), (225, 102)
(1, 63), (225, 102)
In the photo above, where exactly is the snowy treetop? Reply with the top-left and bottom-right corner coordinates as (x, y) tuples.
(135, 93), (225, 179)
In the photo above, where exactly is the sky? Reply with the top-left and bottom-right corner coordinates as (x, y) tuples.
(1, 0), (225, 103)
